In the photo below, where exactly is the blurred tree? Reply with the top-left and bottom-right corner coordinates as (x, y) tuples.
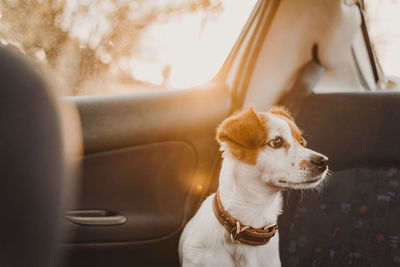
(0, 0), (222, 95)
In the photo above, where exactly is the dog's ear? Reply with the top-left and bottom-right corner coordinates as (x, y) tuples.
(217, 106), (267, 164)
(268, 106), (294, 122)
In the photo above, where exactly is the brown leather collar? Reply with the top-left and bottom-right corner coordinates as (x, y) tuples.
(212, 189), (278, 246)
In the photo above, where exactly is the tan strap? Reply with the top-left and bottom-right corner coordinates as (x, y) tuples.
(212, 189), (278, 246)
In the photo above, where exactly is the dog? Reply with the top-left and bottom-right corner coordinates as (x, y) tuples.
(179, 105), (330, 267)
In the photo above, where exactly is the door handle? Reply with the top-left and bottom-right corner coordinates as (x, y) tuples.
(64, 210), (127, 226)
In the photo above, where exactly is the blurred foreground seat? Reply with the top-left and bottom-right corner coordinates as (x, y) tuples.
(0, 46), (81, 267)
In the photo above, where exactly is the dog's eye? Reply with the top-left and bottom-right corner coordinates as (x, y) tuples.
(300, 137), (307, 147)
(267, 136), (283, 149)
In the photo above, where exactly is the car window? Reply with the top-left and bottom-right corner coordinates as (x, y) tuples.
(363, 0), (400, 80)
(0, 0), (257, 96)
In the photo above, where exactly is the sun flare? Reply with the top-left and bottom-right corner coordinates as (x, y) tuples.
(132, 0), (257, 89)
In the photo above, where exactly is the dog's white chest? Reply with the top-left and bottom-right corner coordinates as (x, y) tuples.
(229, 233), (281, 267)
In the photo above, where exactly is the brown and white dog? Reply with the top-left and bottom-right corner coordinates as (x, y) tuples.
(179, 106), (330, 267)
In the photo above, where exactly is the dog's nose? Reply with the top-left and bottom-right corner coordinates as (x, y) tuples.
(311, 155), (328, 169)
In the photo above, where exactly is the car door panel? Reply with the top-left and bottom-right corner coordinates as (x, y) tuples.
(65, 141), (196, 243)
(63, 236), (181, 267)
(62, 83), (230, 266)
(72, 83), (230, 154)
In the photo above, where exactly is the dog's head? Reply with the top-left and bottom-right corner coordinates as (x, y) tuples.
(217, 105), (329, 190)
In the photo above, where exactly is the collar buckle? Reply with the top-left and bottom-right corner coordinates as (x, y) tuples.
(230, 221), (250, 243)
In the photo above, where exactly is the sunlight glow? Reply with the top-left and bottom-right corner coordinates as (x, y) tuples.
(132, 0), (257, 89)
(365, 0), (400, 77)
(0, 0), (258, 95)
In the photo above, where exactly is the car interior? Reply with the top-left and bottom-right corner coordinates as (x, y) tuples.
(1, 0), (399, 266)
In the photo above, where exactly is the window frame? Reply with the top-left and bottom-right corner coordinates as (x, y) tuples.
(356, 1), (387, 89)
